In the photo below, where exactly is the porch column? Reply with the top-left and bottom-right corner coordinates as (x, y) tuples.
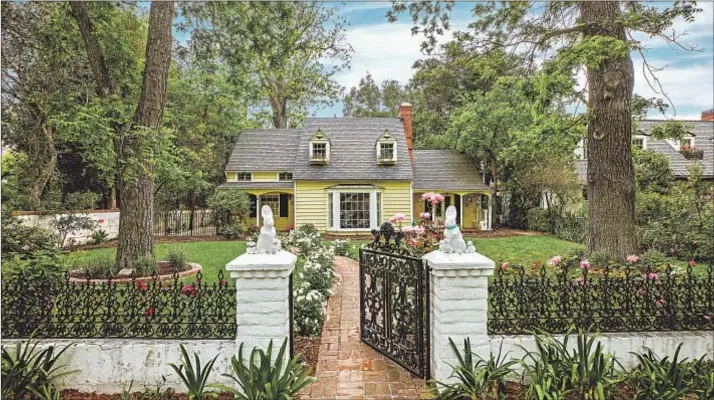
(487, 194), (493, 231)
(256, 196), (261, 227)
(226, 250), (296, 363)
(422, 250), (495, 383)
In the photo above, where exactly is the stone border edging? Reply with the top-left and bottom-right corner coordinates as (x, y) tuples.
(67, 262), (202, 284)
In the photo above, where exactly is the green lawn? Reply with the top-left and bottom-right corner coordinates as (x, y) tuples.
(344, 235), (585, 267)
(62, 241), (247, 282)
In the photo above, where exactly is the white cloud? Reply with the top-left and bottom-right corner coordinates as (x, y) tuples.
(632, 2), (714, 51)
(340, 2), (392, 14)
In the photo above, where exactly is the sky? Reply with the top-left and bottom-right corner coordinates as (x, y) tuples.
(175, 1), (714, 121)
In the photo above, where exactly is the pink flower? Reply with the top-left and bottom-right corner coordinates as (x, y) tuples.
(406, 238), (417, 247)
(402, 226), (414, 234)
(636, 288), (645, 297)
(689, 260), (696, 267)
(573, 277), (589, 286)
(220, 280), (227, 287)
(548, 255), (562, 266)
(501, 262), (509, 271)
(655, 299), (666, 306)
(420, 192), (445, 205)
(144, 307), (155, 317)
(580, 260), (590, 270)
(626, 255), (639, 264)
(182, 284), (197, 297)
(135, 281), (148, 291)
(413, 226), (425, 236)
(647, 272), (659, 280)
(420, 212), (431, 219)
(391, 213), (406, 223)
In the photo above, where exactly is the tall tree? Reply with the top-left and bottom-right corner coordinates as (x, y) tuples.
(183, 2), (352, 128)
(389, 1), (702, 259)
(115, 1), (174, 269)
(343, 73), (407, 118)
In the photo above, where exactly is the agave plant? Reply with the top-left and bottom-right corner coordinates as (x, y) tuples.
(626, 343), (707, 399)
(214, 338), (314, 400)
(1, 337), (77, 400)
(168, 344), (219, 400)
(432, 337), (517, 400)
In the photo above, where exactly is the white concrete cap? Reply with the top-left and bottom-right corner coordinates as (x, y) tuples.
(226, 250), (297, 278)
(422, 250), (495, 276)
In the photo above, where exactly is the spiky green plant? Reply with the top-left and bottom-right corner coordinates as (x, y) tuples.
(168, 344), (219, 400)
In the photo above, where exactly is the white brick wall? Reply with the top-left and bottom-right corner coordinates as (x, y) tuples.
(16, 210), (120, 246)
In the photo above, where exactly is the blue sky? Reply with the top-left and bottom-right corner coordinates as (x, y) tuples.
(176, 2), (714, 121)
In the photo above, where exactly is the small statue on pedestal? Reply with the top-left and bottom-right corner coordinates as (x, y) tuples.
(439, 206), (476, 254)
(247, 205), (282, 254)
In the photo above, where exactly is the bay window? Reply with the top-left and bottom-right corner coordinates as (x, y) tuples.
(327, 189), (382, 230)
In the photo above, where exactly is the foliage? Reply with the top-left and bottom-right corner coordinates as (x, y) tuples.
(0, 211), (59, 260)
(90, 229), (109, 245)
(633, 148), (673, 194)
(217, 223), (245, 240)
(624, 343), (712, 399)
(519, 329), (620, 400)
(431, 338), (517, 400)
(183, 2), (352, 128)
(68, 253), (117, 279)
(166, 250), (188, 272)
(343, 73), (408, 118)
(1, 337), (78, 400)
(526, 208), (587, 244)
(215, 339), (315, 400)
(284, 224), (336, 336)
(206, 190), (251, 226)
(330, 239), (351, 257)
(168, 344), (219, 400)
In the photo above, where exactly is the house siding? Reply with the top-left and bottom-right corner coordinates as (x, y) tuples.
(295, 180), (412, 232)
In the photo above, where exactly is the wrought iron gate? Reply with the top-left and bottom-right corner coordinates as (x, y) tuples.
(359, 227), (430, 378)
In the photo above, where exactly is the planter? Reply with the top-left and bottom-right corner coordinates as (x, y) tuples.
(680, 149), (704, 160)
(68, 261), (202, 284)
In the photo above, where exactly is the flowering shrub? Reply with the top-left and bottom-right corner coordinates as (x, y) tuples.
(331, 239), (351, 257)
(285, 224), (337, 336)
(391, 212), (444, 257)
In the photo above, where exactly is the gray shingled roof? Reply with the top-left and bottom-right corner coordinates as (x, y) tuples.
(575, 120), (713, 184)
(638, 120), (713, 178)
(413, 150), (489, 191)
(218, 182), (294, 190)
(293, 118), (414, 180)
(225, 129), (300, 171)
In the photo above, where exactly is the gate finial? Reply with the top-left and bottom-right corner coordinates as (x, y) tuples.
(439, 206), (475, 254)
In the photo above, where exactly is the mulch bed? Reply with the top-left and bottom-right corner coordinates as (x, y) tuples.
(60, 389), (234, 400)
(294, 335), (321, 376)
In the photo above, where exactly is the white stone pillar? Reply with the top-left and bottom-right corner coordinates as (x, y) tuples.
(226, 250), (296, 361)
(422, 251), (495, 383)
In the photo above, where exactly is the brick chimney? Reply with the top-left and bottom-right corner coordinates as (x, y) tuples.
(702, 109), (714, 121)
(399, 103), (414, 165)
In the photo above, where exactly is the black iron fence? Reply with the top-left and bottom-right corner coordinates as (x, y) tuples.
(488, 263), (714, 334)
(1, 270), (236, 339)
(154, 209), (222, 237)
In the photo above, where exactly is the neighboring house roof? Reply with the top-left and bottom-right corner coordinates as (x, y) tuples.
(412, 150), (490, 191)
(575, 120), (714, 184)
(225, 129), (300, 172)
(220, 182), (294, 190)
(294, 118), (414, 180)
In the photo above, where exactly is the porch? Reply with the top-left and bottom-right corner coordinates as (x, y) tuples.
(413, 191), (492, 231)
(219, 182), (295, 231)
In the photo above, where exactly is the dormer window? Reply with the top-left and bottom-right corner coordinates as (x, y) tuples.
(278, 172), (293, 181)
(376, 130), (397, 164)
(632, 136), (646, 150)
(309, 130), (330, 164)
(237, 172), (252, 181)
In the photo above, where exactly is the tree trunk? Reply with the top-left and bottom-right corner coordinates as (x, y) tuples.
(270, 96), (288, 128)
(116, 1), (174, 269)
(28, 124), (56, 210)
(579, 2), (638, 260)
(69, 1), (114, 96)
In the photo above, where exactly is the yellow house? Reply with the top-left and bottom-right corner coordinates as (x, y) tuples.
(219, 104), (492, 233)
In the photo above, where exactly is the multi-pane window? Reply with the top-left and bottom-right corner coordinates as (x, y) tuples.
(260, 195), (279, 216)
(339, 193), (370, 229)
(311, 143), (327, 159)
(632, 138), (645, 150)
(680, 138), (693, 148)
(279, 172), (293, 181)
(379, 143), (394, 160)
(237, 172), (252, 181)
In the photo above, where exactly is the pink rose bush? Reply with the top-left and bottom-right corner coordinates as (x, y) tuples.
(420, 192), (445, 206)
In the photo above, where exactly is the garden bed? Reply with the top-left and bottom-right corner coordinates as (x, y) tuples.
(68, 261), (201, 283)
(294, 336), (321, 376)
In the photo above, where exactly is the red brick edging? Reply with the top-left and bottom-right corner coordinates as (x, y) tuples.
(67, 262), (202, 284)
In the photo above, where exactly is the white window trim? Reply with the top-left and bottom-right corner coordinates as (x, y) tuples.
(310, 142), (330, 160)
(277, 172), (293, 182)
(236, 172), (252, 182)
(326, 188), (383, 231)
(679, 137), (695, 150)
(632, 135), (647, 150)
(376, 142), (397, 162)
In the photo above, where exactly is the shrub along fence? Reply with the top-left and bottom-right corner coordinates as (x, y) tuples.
(489, 262), (714, 334)
(1, 270), (236, 339)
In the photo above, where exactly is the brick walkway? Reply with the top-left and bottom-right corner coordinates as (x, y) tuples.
(299, 256), (429, 399)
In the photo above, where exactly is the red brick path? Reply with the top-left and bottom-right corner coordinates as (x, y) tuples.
(299, 256), (430, 399)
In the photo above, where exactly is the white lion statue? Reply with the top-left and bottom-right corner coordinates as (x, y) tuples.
(252, 205), (282, 254)
(439, 206), (475, 254)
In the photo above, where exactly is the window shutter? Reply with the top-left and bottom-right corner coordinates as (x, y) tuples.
(249, 194), (257, 218)
(445, 195), (451, 209)
(279, 194), (289, 217)
(454, 194), (461, 225)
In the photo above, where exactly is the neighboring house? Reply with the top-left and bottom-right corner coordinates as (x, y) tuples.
(219, 104), (492, 233)
(574, 110), (714, 188)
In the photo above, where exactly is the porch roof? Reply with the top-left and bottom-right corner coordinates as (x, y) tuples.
(218, 182), (294, 190)
(412, 150), (490, 191)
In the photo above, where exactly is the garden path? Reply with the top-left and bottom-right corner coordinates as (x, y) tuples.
(298, 256), (430, 399)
